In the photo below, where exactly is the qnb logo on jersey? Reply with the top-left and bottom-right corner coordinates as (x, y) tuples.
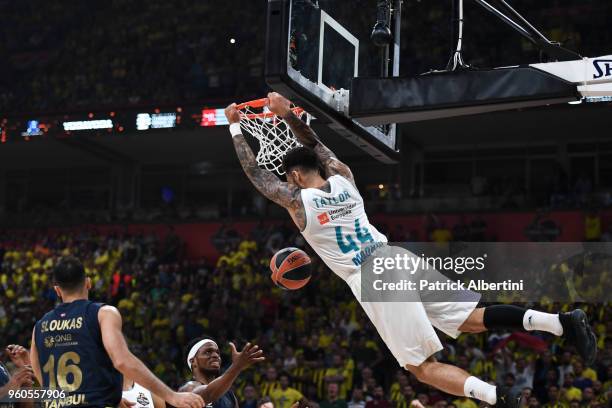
(312, 190), (351, 208)
(318, 212), (330, 225)
(44, 336), (55, 348)
(593, 59), (612, 79)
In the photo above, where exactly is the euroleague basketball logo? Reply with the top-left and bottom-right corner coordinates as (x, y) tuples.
(318, 212), (330, 225)
(287, 253), (303, 265)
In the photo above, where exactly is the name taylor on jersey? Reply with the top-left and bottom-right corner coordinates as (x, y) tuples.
(311, 190), (351, 208)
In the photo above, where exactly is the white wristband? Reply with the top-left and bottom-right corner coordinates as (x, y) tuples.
(229, 123), (242, 137)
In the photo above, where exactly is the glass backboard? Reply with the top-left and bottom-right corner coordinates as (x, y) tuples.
(266, 0), (400, 163)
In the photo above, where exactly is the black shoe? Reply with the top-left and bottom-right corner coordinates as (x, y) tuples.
(559, 309), (597, 366)
(495, 391), (521, 408)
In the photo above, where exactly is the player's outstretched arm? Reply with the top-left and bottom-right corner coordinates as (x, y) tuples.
(98, 306), (204, 408)
(266, 92), (355, 184)
(225, 104), (302, 211)
(179, 342), (264, 404)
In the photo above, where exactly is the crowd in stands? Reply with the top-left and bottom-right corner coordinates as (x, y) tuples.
(1, 0), (610, 114)
(0, 223), (610, 408)
(0, 0), (265, 114)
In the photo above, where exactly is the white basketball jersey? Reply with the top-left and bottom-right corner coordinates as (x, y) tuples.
(300, 175), (387, 281)
(122, 382), (155, 408)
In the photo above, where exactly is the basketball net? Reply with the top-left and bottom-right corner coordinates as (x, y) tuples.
(236, 98), (311, 175)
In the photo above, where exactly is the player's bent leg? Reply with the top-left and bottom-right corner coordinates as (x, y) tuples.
(474, 304), (596, 365)
(404, 358), (497, 405)
(457, 307), (486, 333)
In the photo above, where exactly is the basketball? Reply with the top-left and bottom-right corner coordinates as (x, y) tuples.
(270, 247), (312, 290)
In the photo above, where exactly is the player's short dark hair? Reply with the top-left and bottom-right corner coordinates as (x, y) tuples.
(279, 371), (292, 381)
(53, 256), (86, 292)
(282, 147), (323, 175)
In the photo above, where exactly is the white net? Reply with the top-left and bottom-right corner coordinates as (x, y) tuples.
(237, 100), (311, 175)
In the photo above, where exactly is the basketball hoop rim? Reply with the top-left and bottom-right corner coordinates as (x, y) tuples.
(236, 98), (305, 120)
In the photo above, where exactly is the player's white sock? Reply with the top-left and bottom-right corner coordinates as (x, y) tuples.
(522, 309), (563, 336)
(464, 376), (497, 405)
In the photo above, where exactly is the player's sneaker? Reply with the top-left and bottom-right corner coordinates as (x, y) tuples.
(559, 309), (597, 366)
(495, 391), (521, 408)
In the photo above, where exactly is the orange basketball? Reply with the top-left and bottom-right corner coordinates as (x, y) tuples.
(270, 247), (312, 290)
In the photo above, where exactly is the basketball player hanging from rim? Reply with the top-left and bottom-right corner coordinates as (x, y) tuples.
(224, 92), (597, 408)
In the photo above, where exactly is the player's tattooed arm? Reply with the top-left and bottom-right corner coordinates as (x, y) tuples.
(232, 134), (298, 207)
(283, 112), (322, 150)
(232, 134), (307, 229)
(283, 111), (355, 184)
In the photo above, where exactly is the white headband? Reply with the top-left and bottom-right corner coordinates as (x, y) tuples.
(187, 339), (218, 370)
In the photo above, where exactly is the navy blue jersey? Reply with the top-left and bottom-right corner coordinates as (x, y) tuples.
(212, 389), (237, 408)
(0, 362), (14, 408)
(34, 300), (122, 408)
(0, 362), (9, 386)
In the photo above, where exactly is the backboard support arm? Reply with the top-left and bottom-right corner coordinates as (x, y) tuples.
(472, 0), (582, 61)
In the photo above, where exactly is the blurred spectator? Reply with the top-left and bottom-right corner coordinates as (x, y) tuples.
(451, 395), (478, 408)
(261, 367), (282, 397)
(271, 373), (304, 408)
(511, 358), (535, 391)
(323, 355), (350, 399)
(584, 211), (602, 242)
(397, 385), (417, 408)
(347, 389), (365, 408)
(259, 397), (275, 408)
(543, 385), (565, 408)
(428, 216), (453, 243)
(321, 383), (347, 408)
(364, 386), (391, 408)
(499, 373), (522, 402)
(241, 385), (259, 408)
(570, 360), (594, 390)
(561, 373), (582, 403)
